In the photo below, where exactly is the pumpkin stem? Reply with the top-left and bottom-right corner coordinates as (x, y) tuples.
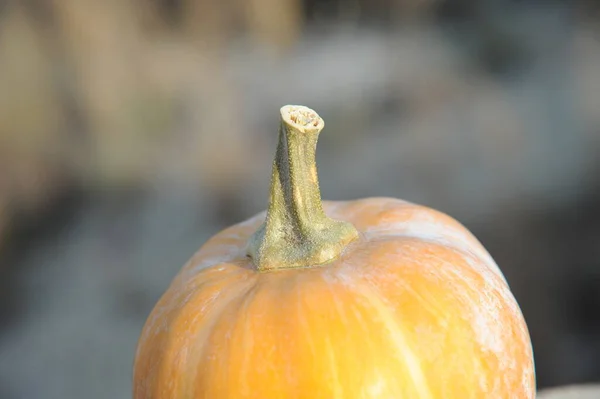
(247, 105), (359, 272)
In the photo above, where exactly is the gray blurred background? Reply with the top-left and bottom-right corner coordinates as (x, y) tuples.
(0, 0), (599, 397)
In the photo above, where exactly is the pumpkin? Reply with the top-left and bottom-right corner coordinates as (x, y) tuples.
(133, 105), (535, 398)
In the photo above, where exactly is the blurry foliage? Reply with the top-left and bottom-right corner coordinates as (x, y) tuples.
(2, 0), (595, 247)
(0, 0), (600, 396)
(0, 0), (307, 245)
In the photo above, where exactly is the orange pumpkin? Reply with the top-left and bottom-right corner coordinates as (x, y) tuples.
(133, 105), (535, 398)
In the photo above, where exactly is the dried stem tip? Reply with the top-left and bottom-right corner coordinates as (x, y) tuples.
(283, 105), (324, 128)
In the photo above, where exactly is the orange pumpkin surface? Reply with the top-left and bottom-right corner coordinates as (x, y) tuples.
(133, 106), (535, 398)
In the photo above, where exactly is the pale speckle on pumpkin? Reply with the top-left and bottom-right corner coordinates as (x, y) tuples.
(364, 208), (505, 283)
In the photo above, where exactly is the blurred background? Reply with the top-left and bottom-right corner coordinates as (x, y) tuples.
(0, 0), (599, 397)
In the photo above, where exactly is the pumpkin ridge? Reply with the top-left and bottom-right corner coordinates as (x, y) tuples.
(345, 276), (434, 399)
(362, 208), (506, 285)
(352, 238), (526, 396)
(233, 281), (263, 398)
(184, 277), (258, 398)
(134, 271), (255, 398)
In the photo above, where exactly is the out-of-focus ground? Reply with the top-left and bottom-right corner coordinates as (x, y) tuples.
(538, 384), (600, 399)
(0, 0), (599, 397)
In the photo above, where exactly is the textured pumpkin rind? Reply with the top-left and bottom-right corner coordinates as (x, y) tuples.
(133, 197), (535, 399)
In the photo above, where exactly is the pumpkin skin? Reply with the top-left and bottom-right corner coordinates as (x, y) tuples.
(133, 197), (535, 398)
